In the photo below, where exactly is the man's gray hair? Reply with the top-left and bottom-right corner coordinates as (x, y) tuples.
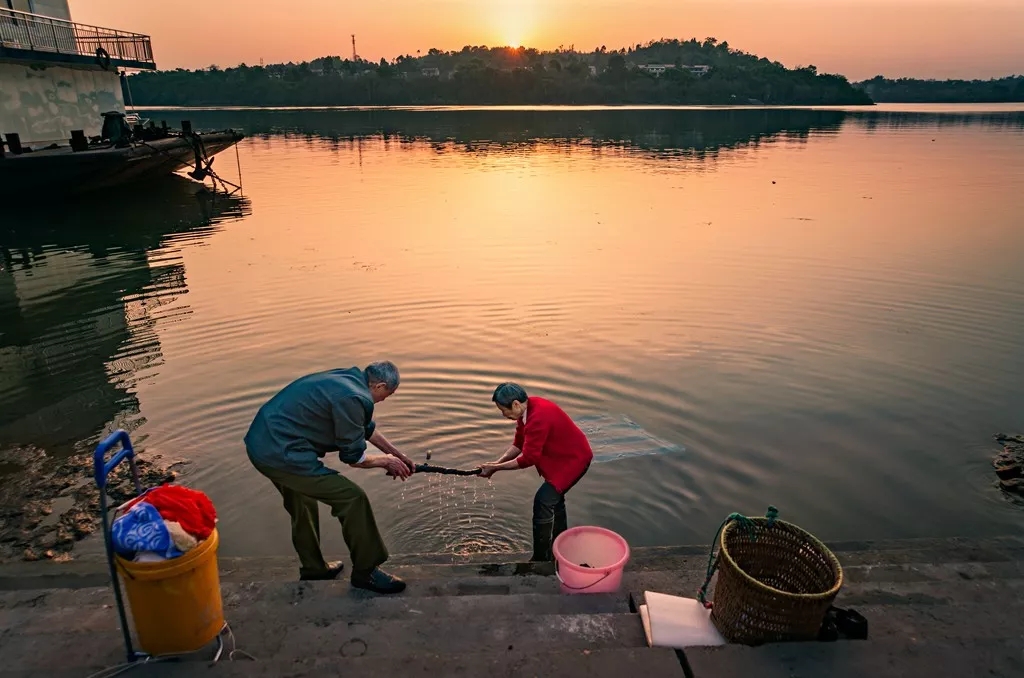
(365, 361), (401, 390)
(492, 382), (528, 408)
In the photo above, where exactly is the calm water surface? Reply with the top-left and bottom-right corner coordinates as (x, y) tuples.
(3, 105), (1024, 558)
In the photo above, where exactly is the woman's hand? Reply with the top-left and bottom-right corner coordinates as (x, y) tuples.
(478, 462), (502, 479)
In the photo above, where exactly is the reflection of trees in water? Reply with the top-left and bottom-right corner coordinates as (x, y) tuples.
(154, 107), (1024, 154)
(853, 111), (1024, 133)
(0, 177), (251, 455)
(152, 108), (849, 156)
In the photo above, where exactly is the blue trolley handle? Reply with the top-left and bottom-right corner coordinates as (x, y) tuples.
(94, 429), (147, 662)
(94, 429), (142, 493)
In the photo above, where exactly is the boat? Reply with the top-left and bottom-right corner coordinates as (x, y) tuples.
(0, 2), (243, 194)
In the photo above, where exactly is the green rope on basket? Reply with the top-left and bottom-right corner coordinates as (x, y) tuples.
(696, 505), (779, 609)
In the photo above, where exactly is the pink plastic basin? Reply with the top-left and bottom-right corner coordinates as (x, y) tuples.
(553, 526), (630, 594)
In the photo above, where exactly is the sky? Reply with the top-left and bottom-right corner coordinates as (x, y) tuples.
(70, 0), (1024, 81)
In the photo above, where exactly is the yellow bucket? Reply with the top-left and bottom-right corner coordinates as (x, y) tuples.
(115, 528), (224, 656)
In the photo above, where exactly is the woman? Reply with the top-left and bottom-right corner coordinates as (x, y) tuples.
(480, 383), (593, 561)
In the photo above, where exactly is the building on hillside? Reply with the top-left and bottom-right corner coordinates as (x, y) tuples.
(589, 65), (597, 76)
(637, 64), (711, 78)
(421, 67), (440, 77)
(638, 64), (675, 76)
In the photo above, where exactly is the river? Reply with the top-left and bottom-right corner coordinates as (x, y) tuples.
(2, 104), (1023, 559)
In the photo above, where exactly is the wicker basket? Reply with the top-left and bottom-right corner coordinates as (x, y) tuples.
(709, 518), (843, 645)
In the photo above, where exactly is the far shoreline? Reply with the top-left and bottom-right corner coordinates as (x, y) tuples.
(133, 102), (1024, 113)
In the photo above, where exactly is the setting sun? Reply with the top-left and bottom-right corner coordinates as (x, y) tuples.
(490, 0), (536, 50)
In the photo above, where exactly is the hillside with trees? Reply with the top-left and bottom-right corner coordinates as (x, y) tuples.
(125, 38), (873, 107)
(856, 76), (1024, 103)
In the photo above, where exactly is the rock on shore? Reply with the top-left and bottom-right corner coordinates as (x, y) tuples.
(0, 445), (187, 563)
(993, 433), (1024, 500)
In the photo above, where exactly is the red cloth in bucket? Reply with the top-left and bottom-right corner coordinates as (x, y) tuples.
(125, 484), (217, 541)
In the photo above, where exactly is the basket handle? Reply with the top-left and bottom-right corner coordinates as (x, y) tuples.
(696, 506), (779, 609)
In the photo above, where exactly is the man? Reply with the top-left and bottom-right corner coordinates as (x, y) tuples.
(244, 361), (414, 594)
(480, 383), (593, 562)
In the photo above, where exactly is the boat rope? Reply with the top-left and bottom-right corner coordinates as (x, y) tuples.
(121, 71), (136, 113)
(696, 505), (779, 609)
(135, 132), (241, 195)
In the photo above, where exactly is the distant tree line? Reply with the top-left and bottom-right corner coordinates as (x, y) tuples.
(125, 38), (872, 107)
(856, 76), (1024, 103)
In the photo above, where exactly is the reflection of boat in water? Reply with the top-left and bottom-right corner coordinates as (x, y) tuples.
(0, 2), (243, 195)
(1, 174), (251, 246)
(0, 175), (250, 453)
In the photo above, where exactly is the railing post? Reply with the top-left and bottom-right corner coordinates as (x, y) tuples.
(50, 18), (59, 53)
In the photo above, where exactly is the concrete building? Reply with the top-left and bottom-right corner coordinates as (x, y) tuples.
(0, 0), (155, 146)
(421, 67), (440, 77)
(638, 64), (674, 76)
(637, 63), (711, 78)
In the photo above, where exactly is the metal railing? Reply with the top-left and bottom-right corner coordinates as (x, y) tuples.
(0, 7), (153, 66)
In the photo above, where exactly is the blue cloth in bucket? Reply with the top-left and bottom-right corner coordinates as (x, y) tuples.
(574, 414), (684, 463)
(111, 502), (182, 559)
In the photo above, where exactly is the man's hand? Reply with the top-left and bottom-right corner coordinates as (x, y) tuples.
(383, 456), (413, 480)
(368, 429), (415, 475)
(390, 449), (416, 474)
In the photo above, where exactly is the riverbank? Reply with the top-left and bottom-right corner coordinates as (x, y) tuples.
(0, 446), (187, 564)
(1, 536), (1021, 676)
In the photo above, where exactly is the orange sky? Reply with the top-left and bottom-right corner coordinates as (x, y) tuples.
(71, 0), (1024, 80)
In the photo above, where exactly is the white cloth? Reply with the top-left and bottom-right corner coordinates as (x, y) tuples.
(641, 592), (726, 649)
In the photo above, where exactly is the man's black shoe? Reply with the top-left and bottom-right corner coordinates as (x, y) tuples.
(351, 567), (406, 594)
(299, 561), (345, 581)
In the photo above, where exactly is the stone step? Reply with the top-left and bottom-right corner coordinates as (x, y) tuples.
(11, 556), (1022, 626)
(4, 535), (1022, 591)
(1, 590), (631, 636)
(683, 637), (1023, 678)
(0, 647), (687, 678)
(5, 556), (1023, 636)
(2, 611), (649, 674)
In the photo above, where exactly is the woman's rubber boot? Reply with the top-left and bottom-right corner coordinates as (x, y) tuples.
(530, 523), (554, 562)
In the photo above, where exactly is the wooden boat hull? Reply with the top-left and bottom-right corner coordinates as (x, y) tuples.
(0, 131), (244, 195)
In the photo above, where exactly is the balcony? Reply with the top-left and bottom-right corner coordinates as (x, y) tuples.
(0, 7), (155, 70)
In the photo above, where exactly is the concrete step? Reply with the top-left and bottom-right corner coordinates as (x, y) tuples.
(0, 647), (687, 678)
(3, 536), (1023, 676)
(2, 610), (649, 674)
(12, 559), (1023, 636)
(684, 637), (1023, 678)
(1, 590), (632, 636)
(4, 535), (1022, 591)
(6, 554), (1016, 615)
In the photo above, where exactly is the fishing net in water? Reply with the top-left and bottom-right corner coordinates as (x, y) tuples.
(574, 414), (684, 464)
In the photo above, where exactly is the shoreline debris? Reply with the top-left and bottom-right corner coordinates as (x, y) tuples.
(993, 434), (1024, 499)
(0, 445), (188, 563)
